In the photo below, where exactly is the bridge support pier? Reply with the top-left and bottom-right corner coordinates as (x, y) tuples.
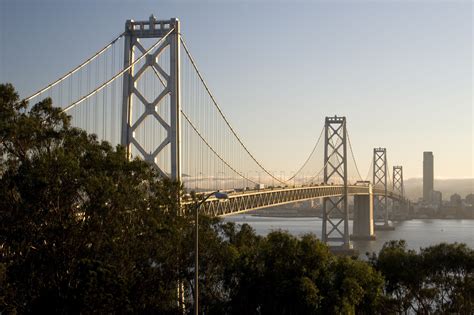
(352, 194), (376, 240)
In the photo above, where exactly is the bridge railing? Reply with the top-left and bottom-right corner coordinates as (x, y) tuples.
(183, 184), (407, 217)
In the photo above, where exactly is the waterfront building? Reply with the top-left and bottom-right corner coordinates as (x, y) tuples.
(423, 152), (434, 202)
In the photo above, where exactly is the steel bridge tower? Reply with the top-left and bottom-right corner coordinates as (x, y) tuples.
(392, 165), (404, 214)
(373, 148), (388, 225)
(322, 116), (350, 248)
(121, 15), (182, 182)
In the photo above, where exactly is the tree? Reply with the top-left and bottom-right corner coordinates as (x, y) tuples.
(371, 240), (474, 314)
(0, 83), (185, 314)
(420, 243), (473, 313)
(221, 227), (384, 314)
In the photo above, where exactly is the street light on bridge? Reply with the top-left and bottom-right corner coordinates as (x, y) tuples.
(193, 190), (228, 315)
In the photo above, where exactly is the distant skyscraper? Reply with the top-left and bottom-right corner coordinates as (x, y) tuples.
(423, 152), (434, 201)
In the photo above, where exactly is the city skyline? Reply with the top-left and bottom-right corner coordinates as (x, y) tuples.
(1, 0), (472, 179)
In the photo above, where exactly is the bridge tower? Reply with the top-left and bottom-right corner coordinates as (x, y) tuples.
(393, 166), (404, 197)
(373, 148), (388, 225)
(392, 166), (405, 215)
(322, 116), (351, 248)
(121, 15), (182, 182)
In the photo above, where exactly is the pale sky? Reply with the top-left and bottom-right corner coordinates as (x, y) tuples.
(1, 0), (472, 179)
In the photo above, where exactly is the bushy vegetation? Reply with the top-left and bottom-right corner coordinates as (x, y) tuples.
(369, 240), (473, 314)
(1, 83), (472, 314)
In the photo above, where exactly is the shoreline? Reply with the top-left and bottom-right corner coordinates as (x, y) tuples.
(247, 214), (474, 221)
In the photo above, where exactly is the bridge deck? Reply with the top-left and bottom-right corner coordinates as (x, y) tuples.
(185, 185), (403, 217)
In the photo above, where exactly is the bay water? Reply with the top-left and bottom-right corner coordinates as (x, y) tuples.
(223, 215), (474, 257)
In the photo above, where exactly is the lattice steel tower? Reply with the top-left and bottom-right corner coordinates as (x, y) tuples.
(121, 16), (182, 181)
(322, 116), (350, 248)
(373, 148), (388, 225)
(393, 166), (404, 212)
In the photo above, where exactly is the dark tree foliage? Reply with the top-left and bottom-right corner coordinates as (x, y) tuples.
(370, 240), (474, 314)
(220, 225), (384, 315)
(0, 83), (185, 314)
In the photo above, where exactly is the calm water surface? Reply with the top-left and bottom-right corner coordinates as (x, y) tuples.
(223, 215), (474, 257)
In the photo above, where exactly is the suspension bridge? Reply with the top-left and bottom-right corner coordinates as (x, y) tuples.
(23, 16), (409, 249)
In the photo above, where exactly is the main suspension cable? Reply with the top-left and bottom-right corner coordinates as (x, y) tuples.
(346, 129), (364, 181)
(286, 126), (324, 182)
(303, 158), (331, 185)
(364, 159), (373, 182)
(23, 32), (125, 102)
(181, 110), (258, 186)
(180, 36), (285, 186)
(62, 29), (173, 113)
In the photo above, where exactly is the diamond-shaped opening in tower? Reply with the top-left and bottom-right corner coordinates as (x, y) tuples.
(156, 45), (170, 77)
(132, 38), (170, 76)
(133, 115), (169, 156)
(131, 51), (147, 77)
(154, 144), (171, 177)
(155, 93), (171, 126)
(134, 66), (168, 104)
(130, 94), (145, 126)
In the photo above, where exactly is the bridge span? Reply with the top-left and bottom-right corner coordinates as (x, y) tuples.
(195, 185), (404, 217)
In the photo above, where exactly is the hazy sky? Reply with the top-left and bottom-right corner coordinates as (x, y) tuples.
(1, 0), (472, 179)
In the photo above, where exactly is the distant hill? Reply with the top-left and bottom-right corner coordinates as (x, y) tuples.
(404, 178), (474, 201)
